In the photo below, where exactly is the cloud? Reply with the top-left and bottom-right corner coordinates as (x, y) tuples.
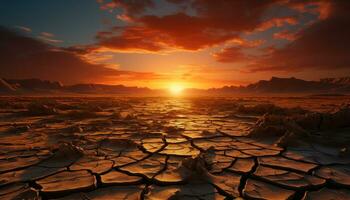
(0, 26), (156, 85)
(246, 1), (350, 72)
(95, 0), (278, 52)
(212, 47), (248, 63)
(273, 30), (297, 41)
(40, 32), (54, 38)
(37, 36), (63, 44)
(97, 25), (168, 52)
(254, 16), (298, 32)
(14, 25), (32, 33)
(98, 0), (154, 16)
(287, 1), (332, 20)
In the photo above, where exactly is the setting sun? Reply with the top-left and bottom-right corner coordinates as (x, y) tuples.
(169, 83), (185, 95)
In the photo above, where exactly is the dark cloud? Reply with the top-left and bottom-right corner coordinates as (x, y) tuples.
(0, 27), (153, 84)
(95, 0), (278, 52)
(98, 0), (154, 16)
(213, 47), (248, 63)
(273, 30), (297, 41)
(97, 25), (167, 52)
(246, 1), (350, 72)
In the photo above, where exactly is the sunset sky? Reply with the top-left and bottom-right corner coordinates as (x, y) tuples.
(1, 0), (350, 89)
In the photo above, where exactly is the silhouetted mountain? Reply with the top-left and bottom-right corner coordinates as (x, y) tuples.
(5, 78), (63, 92)
(65, 84), (151, 94)
(211, 76), (350, 94)
(319, 77), (350, 92)
(0, 78), (153, 95)
(0, 78), (16, 94)
(245, 77), (328, 93)
(1, 76), (350, 95)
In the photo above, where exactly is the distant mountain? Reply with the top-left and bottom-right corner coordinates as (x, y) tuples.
(0, 78), (154, 95)
(211, 76), (350, 94)
(319, 77), (350, 92)
(65, 84), (152, 94)
(1, 76), (350, 95)
(245, 77), (330, 93)
(4, 78), (63, 92)
(0, 78), (16, 94)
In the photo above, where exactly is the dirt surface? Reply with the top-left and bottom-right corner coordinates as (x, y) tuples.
(0, 96), (349, 199)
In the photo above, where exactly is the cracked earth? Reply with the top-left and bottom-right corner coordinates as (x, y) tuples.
(0, 97), (349, 200)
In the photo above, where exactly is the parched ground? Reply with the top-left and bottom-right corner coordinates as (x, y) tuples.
(0, 96), (349, 200)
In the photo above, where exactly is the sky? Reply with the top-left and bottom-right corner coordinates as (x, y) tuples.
(1, 0), (350, 89)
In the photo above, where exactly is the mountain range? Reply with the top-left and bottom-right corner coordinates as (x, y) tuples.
(1, 76), (350, 95)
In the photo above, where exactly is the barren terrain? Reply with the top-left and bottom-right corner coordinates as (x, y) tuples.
(0, 96), (349, 199)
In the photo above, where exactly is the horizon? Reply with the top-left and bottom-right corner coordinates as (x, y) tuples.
(1, 2), (350, 198)
(3, 75), (350, 90)
(1, 0), (350, 90)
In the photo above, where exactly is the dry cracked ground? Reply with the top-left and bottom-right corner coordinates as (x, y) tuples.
(0, 96), (349, 200)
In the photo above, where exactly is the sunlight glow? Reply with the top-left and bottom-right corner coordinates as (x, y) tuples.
(169, 83), (185, 95)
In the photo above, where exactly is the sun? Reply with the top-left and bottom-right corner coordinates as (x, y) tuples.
(169, 83), (185, 95)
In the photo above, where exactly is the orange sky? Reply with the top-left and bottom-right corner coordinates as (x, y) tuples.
(1, 1), (350, 89)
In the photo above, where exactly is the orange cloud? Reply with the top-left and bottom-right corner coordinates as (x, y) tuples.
(287, 1), (332, 20)
(95, 1), (277, 52)
(97, 26), (168, 52)
(273, 30), (297, 41)
(213, 47), (248, 63)
(98, 0), (154, 16)
(0, 26), (158, 85)
(246, 1), (350, 72)
(254, 16), (298, 32)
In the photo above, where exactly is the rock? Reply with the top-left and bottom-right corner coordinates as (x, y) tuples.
(296, 113), (322, 131)
(159, 142), (200, 157)
(27, 102), (58, 116)
(144, 183), (225, 200)
(99, 139), (140, 157)
(248, 114), (288, 138)
(37, 170), (96, 197)
(243, 179), (295, 200)
(182, 130), (222, 139)
(243, 148), (280, 156)
(192, 137), (234, 151)
(63, 125), (83, 133)
(6, 125), (30, 134)
(69, 157), (113, 174)
(318, 105), (350, 130)
(141, 137), (165, 153)
(120, 154), (166, 179)
(0, 156), (42, 173)
(258, 156), (318, 173)
(154, 157), (190, 184)
(210, 172), (241, 197)
(0, 166), (64, 186)
(180, 152), (212, 180)
(303, 188), (350, 200)
(0, 78), (16, 94)
(254, 165), (325, 189)
(111, 156), (139, 167)
(248, 106), (350, 147)
(315, 165), (350, 187)
(227, 158), (255, 174)
(224, 149), (251, 158)
(237, 103), (307, 115)
(283, 147), (350, 165)
(39, 143), (83, 168)
(55, 185), (144, 200)
(100, 170), (142, 185)
(0, 183), (40, 200)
